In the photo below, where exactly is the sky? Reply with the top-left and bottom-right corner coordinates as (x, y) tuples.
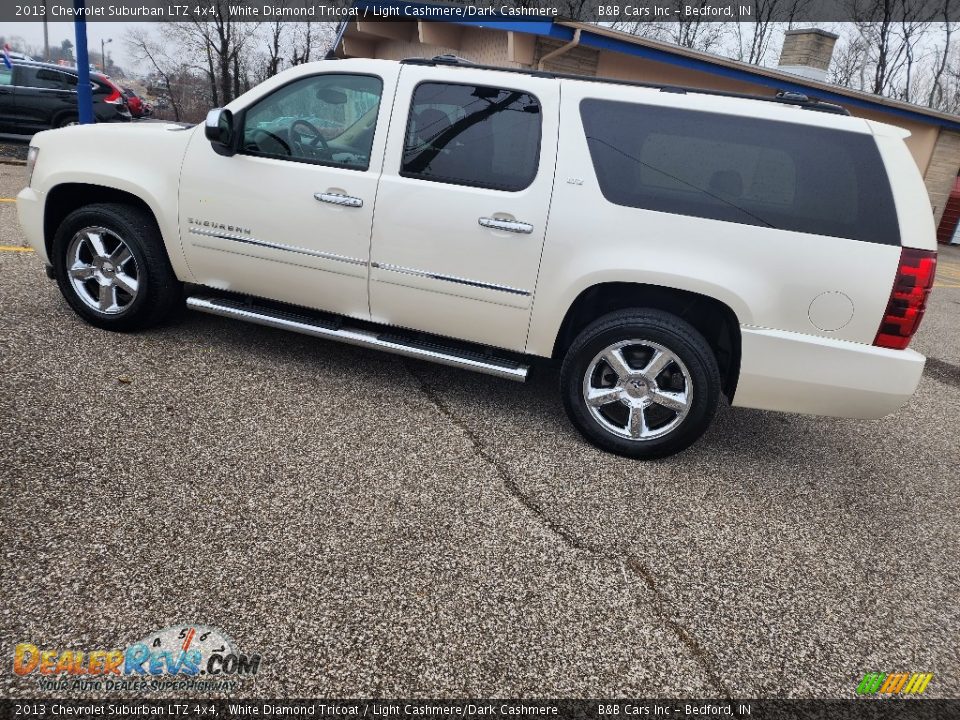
(2, 21), (145, 68)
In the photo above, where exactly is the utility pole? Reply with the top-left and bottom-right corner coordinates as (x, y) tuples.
(43, 0), (49, 60)
(100, 37), (112, 72)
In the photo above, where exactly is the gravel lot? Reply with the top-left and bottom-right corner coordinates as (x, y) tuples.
(1, 163), (958, 699)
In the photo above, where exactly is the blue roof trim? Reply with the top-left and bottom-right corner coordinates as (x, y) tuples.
(348, 1), (960, 131)
(351, 0), (567, 36)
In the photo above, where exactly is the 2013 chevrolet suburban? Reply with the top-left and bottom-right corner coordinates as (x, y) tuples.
(16, 56), (938, 458)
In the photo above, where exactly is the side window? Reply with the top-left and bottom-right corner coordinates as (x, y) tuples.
(638, 134), (797, 209)
(401, 82), (541, 192)
(0, 67), (11, 86)
(579, 99), (900, 245)
(21, 68), (68, 90)
(241, 73), (382, 171)
(14, 67), (36, 87)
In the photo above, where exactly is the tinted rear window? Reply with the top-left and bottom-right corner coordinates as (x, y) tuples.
(18, 67), (69, 90)
(580, 99), (900, 245)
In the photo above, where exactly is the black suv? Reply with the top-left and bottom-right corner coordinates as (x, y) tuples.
(0, 60), (131, 134)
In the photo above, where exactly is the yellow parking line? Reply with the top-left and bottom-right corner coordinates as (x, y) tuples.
(0, 245), (33, 252)
(0, 198), (16, 203)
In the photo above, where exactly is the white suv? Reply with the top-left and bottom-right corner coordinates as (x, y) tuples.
(17, 57), (938, 458)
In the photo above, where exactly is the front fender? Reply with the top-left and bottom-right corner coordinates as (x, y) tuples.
(27, 123), (199, 282)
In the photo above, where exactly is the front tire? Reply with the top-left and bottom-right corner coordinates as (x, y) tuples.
(52, 203), (182, 331)
(561, 309), (721, 459)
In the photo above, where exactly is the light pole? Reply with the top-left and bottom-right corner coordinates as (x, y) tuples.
(73, 0), (93, 124)
(100, 37), (112, 72)
(43, 0), (49, 60)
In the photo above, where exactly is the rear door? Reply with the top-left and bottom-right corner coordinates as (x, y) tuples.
(0, 65), (15, 133)
(368, 65), (559, 352)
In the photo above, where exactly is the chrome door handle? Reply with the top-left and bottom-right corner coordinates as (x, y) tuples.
(315, 192), (363, 208)
(478, 217), (533, 234)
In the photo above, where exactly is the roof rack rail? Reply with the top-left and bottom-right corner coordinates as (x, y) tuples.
(398, 56), (851, 116)
(773, 90), (849, 115)
(403, 55), (476, 67)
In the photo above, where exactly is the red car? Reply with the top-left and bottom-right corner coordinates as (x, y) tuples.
(123, 88), (150, 119)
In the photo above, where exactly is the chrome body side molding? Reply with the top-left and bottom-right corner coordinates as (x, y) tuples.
(371, 261), (531, 296)
(187, 227), (530, 296)
(188, 227), (368, 267)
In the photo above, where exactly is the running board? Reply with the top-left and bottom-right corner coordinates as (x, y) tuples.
(186, 295), (530, 382)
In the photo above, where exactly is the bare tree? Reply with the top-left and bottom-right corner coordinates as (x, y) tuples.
(265, 20), (285, 78)
(829, 28), (871, 88)
(125, 27), (185, 121)
(290, 23), (337, 65)
(613, 3), (729, 54)
(849, 0), (938, 97)
(159, 1), (259, 107)
(674, 5), (729, 52)
(733, 0), (811, 64)
(927, 2), (956, 107)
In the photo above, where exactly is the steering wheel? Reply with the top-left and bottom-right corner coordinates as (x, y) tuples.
(250, 128), (291, 156)
(290, 119), (330, 155)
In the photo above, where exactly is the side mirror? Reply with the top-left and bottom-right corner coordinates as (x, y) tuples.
(205, 108), (235, 155)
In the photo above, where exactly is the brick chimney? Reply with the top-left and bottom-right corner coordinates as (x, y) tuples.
(778, 28), (839, 83)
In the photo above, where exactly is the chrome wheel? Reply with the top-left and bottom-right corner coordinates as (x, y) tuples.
(582, 339), (693, 441)
(66, 226), (140, 315)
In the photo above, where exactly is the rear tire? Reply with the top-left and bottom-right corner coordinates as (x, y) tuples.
(51, 203), (182, 331)
(57, 115), (79, 128)
(560, 309), (721, 459)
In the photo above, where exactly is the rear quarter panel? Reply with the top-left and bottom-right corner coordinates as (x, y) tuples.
(868, 121), (937, 252)
(526, 82), (903, 356)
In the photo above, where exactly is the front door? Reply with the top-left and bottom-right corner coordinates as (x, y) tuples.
(369, 66), (559, 352)
(178, 67), (396, 320)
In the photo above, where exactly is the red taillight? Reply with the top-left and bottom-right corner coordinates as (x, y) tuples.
(103, 81), (123, 105)
(873, 248), (937, 350)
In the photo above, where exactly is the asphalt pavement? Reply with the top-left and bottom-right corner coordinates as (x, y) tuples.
(1, 163), (958, 699)
(0, 140), (28, 164)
